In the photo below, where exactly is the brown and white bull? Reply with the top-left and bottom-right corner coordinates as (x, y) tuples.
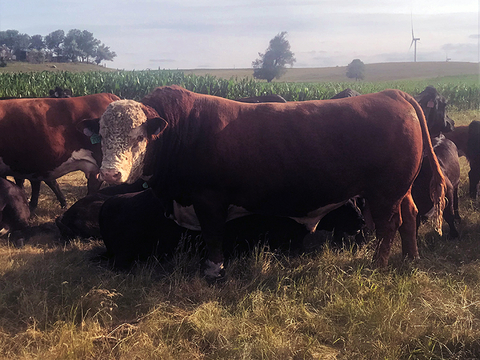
(81, 86), (446, 281)
(0, 93), (120, 204)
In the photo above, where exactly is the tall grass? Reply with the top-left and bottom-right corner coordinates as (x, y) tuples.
(0, 70), (479, 109)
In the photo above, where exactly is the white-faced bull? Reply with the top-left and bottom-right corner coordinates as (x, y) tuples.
(79, 86), (447, 282)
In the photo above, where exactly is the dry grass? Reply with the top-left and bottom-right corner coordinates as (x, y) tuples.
(0, 110), (480, 359)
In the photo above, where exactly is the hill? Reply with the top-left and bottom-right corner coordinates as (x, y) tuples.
(0, 62), (115, 73)
(183, 61), (479, 82)
(0, 61), (478, 83)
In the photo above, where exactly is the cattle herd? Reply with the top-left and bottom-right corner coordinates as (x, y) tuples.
(0, 84), (479, 282)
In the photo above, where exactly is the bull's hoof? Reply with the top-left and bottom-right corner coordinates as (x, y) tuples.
(203, 260), (226, 284)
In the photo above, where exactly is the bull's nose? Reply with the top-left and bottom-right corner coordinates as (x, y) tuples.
(100, 169), (122, 184)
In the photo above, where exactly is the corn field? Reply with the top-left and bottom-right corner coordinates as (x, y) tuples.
(0, 70), (479, 110)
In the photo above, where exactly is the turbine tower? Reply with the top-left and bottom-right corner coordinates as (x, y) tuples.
(410, 20), (420, 62)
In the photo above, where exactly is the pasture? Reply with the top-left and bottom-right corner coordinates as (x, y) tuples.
(0, 67), (480, 359)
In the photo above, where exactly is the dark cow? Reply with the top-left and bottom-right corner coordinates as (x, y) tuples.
(235, 94), (287, 103)
(0, 178), (30, 246)
(81, 86), (446, 281)
(445, 120), (480, 199)
(0, 93), (120, 208)
(330, 88), (361, 99)
(414, 86), (454, 137)
(55, 180), (147, 240)
(99, 189), (310, 270)
(412, 135), (460, 237)
(98, 188), (367, 269)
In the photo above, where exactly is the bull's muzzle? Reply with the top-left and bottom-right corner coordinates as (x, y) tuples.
(99, 169), (122, 184)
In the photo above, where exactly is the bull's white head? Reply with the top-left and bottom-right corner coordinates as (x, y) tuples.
(96, 100), (167, 184)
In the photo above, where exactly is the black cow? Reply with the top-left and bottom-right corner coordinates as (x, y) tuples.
(414, 86), (455, 137)
(235, 94), (287, 103)
(0, 178), (30, 246)
(445, 120), (480, 199)
(55, 180), (148, 241)
(99, 189), (310, 270)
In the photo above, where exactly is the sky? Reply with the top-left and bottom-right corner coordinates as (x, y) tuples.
(0, 1), (478, 70)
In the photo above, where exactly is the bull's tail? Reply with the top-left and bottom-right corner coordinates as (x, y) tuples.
(405, 93), (447, 235)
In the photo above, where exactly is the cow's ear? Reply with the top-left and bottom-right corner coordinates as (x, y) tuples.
(77, 118), (101, 144)
(146, 117), (168, 139)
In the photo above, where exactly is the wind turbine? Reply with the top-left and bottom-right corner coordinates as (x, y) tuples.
(410, 18), (420, 62)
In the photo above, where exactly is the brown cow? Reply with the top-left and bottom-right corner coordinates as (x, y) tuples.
(0, 93), (120, 205)
(445, 120), (480, 199)
(80, 86), (446, 281)
(1, 87), (72, 209)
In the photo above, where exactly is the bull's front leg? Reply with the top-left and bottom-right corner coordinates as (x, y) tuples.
(193, 192), (229, 283)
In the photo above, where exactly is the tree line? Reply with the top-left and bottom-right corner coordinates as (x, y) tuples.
(0, 29), (116, 66)
(252, 32), (365, 82)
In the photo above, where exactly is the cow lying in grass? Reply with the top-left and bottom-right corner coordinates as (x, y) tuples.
(0, 178), (30, 247)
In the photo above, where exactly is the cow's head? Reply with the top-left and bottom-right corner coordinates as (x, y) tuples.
(415, 86), (454, 137)
(78, 100), (168, 185)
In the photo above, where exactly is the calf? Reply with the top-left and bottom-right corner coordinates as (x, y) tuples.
(0, 178), (30, 246)
(445, 120), (480, 199)
(412, 135), (460, 237)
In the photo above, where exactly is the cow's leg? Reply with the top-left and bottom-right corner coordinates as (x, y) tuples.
(453, 187), (461, 222)
(28, 180), (41, 211)
(468, 166), (480, 199)
(193, 192), (229, 282)
(398, 193), (419, 259)
(86, 173), (103, 195)
(442, 180), (459, 238)
(44, 180), (67, 208)
(371, 200), (403, 267)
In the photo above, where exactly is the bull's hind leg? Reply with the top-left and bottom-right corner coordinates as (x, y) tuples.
(371, 200), (402, 267)
(398, 193), (420, 259)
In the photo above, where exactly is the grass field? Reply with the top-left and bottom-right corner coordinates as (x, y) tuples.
(0, 65), (480, 359)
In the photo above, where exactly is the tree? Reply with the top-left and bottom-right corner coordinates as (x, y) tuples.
(29, 34), (45, 51)
(252, 31), (296, 82)
(63, 29), (85, 62)
(78, 30), (100, 63)
(45, 30), (65, 58)
(94, 43), (117, 65)
(346, 59), (365, 81)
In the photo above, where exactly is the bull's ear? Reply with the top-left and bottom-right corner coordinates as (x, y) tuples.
(146, 117), (168, 139)
(76, 118), (101, 144)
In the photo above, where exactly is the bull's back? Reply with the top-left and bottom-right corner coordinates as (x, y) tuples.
(189, 90), (425, 213)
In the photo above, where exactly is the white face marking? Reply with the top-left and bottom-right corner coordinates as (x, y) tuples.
(99, 100), (149, 184)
